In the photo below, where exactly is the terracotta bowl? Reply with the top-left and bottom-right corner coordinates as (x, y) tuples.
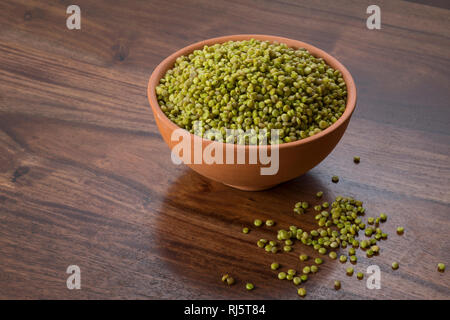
(147, 35), (356, 191)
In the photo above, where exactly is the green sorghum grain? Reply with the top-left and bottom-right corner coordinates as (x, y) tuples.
(299, 254), (308, 261)
(278, 230), (290, 240)
(265, 244), (273, 252)
(353, 156), (360, 163)
(271, 262), (280, 270)
(246, 283), (254, 290)
(318, 247), (327, 255)
(278, 272), (287, 280)
(156, 39), (347, 145)
(397, 227), (404, 235)
(350, 255), (357, 263)
(242, 227), (249, 234)
(257, 240), (266, 248)
(366, 249), (374, 258)
(300, 274), (308, 282)
(368, 217), (374, 225)
(297, 288), (307, 297)
(285, 239), (293, 246)
(269, 240), (277, 246)
(283, 245), (292, 252)
(301, 202), (309, 209)
(315, 258), (323, 265)
(437, 263), (445, 272)
(380, 213), (387, 222)
(316, 191), (324, 198)
(349, 248), (356, 255)
(334, 280), (341, 290)
(254, 219), (262, 227)
(392, 262), (399, 270)
(371, 245), (380, 253)
(329, 251), (337, 260)
(265, 220), (275, 227)
(294, 207), (305, 214)
(221, 274), (229, 282)
(303, 266), (311, 274)
(332, 176), (339, 183)
(271, 246), (279, 254)
(339, 255), (347, 263)
(293, 277), (302, 285)
(311, 265), (318, 273)
(346, 267), (354, 276)
(357, 272), (364, 280)
(287, 269), (296, 276)
(286, 274), (294, 281)
(225, 276), (235, 285)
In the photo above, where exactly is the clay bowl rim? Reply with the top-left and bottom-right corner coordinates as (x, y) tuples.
(147, 34), (356, 151)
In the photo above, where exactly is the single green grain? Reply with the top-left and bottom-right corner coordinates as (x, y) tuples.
(265, 220), (275, 227)
(334, 280), (341, 290)
(346, 267), (354, 276)
(297, 288), (307, 297)
(271, 262), (280, 270)
(299, 254), (308, 262)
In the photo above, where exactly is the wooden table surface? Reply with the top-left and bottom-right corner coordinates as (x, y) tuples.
(0, 0), (449, 300)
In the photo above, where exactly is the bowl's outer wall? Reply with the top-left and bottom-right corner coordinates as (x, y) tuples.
(148, 35), (356, 190)
(153, 109), (350, 188)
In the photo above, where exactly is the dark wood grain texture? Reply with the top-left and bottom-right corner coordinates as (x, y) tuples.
(0, 0), (449, 299)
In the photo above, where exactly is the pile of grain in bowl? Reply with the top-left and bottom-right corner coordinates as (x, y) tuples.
(156, 39), (347, 145)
